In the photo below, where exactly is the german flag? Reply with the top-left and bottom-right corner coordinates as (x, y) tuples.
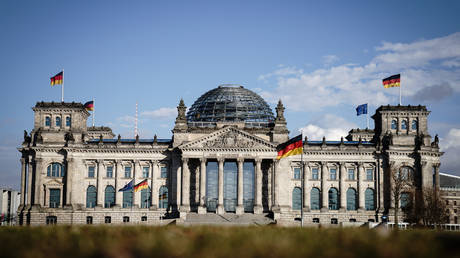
(84, 101), (94, 111)
(277, 134), (303, 160)
(134, 179), (149, 192)
(382, 74), (400, 88)
(50, 71), (63, 86)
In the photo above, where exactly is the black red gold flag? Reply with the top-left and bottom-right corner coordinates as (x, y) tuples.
(277, 134), (303, 160)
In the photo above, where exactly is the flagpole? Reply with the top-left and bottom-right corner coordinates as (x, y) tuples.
(92, 98), (95, 127)
(399, 81), (402, 105)
(61, 69), (64, 102)
(366, 111), (369, 129)
(300, 132), (304, 227)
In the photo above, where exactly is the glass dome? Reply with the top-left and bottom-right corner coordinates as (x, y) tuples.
(186, 84), (275, 125)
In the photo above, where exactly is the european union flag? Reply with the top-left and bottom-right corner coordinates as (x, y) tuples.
(118, 179), (134, 192)
(356, 104), (368, 116)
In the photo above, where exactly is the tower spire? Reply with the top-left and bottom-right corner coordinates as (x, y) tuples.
(135, 102), (138, 137)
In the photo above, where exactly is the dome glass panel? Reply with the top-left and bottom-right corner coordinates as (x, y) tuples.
(186, 85), (275, 126)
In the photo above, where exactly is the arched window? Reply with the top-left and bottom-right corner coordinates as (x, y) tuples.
(123, 190), (133, 208)
(159, 186), (168, 209)
(310, 188), (320, 210)
(365, 188), (375, 210)
(400, 192), (411, 209)
(328, 188), (339, 210)
(47, 163), (65, 177)
(391, 119), (397, 129)
(66, 116), (71, 127)
(55, 116), (61, 127)
(86, 185), (97, 208)
(292, 187), (302, 210)
(104, 185), (115, 208)
(401, 120), (407, 130)
(346, 188), (357, 211)
(412, 120), (418, 130)
(45, 116), (51, 126)
(141, 187), (151, 208)
(399, 166), (414, 181)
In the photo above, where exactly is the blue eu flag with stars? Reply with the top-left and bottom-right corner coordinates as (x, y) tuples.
(118, 179), (134, 192)
(356, 104), (368, 116)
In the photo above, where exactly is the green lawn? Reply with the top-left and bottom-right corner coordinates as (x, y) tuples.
(1, 226), (459, 258)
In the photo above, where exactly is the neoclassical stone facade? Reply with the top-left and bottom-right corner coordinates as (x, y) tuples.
(17, 85), (442, 225)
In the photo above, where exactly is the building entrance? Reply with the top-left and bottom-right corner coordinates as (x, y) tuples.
(206, 161), (218, 212)
(224, 161), (237, 212)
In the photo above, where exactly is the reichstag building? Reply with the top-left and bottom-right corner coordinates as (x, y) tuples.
(17, 84), (442, 225)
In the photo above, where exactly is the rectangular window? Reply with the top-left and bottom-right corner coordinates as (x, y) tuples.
(330, 168), (337, 180)
(348, 169), (355, 180)
(294, 167), (301, 179)
(45, 116), (51, 126)
(141, 216), (147, 222)
(86, 216), (93, 224)
(55, 116), (61, 127)
(125, 166), (131, 178)
(106, 166), (113, 178)
(143, 167), (149, 178)
(366, 169), (373, 181)
(312, 218), (320, 223)
(66, 116), (71, 127)
(46, 216), (57, 225)
(123, 216), (130, 223)
(160, 166), (168, 178)
(49, 189), (60, 208)
(104, 216), (111, 224)
(311, 168), (319, 180)
(88, 166), (95, 178)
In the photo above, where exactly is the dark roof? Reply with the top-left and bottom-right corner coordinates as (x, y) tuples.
(348, 128), (374, 133)
(186, 85), (275, 124)
(88, 126), (113, 132)
(440, 173), (460, 188)
(376, 105), (428, 112)
(34, 101), (84, 109)
(88, 138), (171, 144)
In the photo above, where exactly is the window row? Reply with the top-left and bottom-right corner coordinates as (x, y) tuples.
(292, 187), (376, 211)
(294, 167), (374, 181)
(47, 215), (151, 225)
(86, 165), (168, 179)
(391, 118), (418, 131)
(85, 185), (169, 209)
(44, 115), (71, 127)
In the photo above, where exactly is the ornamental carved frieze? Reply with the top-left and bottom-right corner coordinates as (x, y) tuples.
(202, 131), (257, 149)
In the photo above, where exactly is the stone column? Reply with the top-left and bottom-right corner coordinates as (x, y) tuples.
(150, 160), (159, 209)
(236, 158), (244, 214)
(27, 159), (33, 206)
(378, 159), (384, 212)
(254, 158), (263, 214)
(321, 162), (328, 211)
(97, 159), (104, 207)
(358, 163), (365, 210)
(217, 158), (224, 214)
(268, 162), (272, 210)
(181, 158), (190, 212)
(198, 158), (207, 214)
(20, 158), (26, 206)
(303, 162), (310, 210)
(273, 159), (279, 208)
(115, 160), (123, 207)
(133, 160), (141, 208)
(435, 164), (440, 190)
(33, 158), (43, 206)
(340, 162), (346, 210)
(65, 157), (74, 207)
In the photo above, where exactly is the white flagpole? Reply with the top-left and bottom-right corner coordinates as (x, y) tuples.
(399, 76), (402, 105)
(366, 105), (369, 129)
(300, 131), (304, 227)
(92, 98), (95, 127)
(61, 69), (64, 102)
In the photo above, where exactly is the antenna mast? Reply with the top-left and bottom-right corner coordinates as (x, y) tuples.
(135, 102), (138, 137)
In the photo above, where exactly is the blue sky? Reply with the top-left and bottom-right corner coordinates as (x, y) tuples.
(1, 0), (460, 189)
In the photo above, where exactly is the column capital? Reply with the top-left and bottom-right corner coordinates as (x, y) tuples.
(182, 157), (189, 163)
(97, 159), (104, 164)
(237, 157), (245, 163)
(150, 160), (159, 165)
(133, 159), (141, 165)
(115, 159), (123, 164)
(357, 162), (364, 167)
(302, 161), (309, 166)
(66, 157), (74, 163)
(200, 157), (207, 163)
(255, 158), (262, 164)
(217, 157), (225, 163)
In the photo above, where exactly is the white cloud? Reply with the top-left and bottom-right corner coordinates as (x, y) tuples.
(298, 114), (357, 140)
(258, 32), (460, 111)
(440, 128), (460, 175)
(141, 107), (176, 119)
(322, 55), (339, 66)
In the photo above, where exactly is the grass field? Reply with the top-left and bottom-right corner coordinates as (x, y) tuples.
(1, 226), (459, 258)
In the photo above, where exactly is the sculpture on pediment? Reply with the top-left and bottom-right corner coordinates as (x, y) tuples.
(203, 131), (256, 148)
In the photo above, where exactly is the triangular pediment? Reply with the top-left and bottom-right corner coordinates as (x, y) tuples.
(179, 127), (276, 151)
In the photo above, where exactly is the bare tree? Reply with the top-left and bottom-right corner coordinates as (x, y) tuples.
(391, 165), (414, 227)
(403, 187), (449, 227)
